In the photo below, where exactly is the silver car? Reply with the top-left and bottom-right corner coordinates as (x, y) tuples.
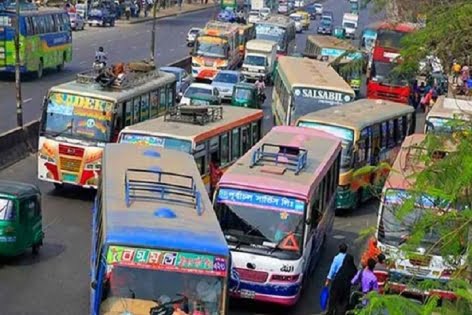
(68, 12), (85, 31)
(211, 70), (246, 100)
(187, 28), (201, 47)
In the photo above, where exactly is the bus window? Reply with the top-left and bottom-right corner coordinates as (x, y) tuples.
(252, 122), (260, 144)
(141, 94), (150, 121)
(45, 15), (54, 33)
(310, 191), (322, 230)
(160, 88), (166, 112)
(210, 136), (219, 163)
(220, 133), (230, 166)
(387, 120), (395, 148)
(133, 97), (141, 123)
(194, 143), (207, 175)
(326, 169), (332, 201)
(166, 84), (174, 109)
(397, 116), (405, 142)
(242, 125), (251, 153)
(150, 90), (159, 117)
(231, 128), (241, 160)
(124, 101), (132, 126)
(380, 121), (388, 149)
(25, 17), (34, 35)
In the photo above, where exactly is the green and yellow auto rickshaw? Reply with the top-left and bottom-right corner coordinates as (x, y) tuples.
(334, 27), (346, 39)
(231, 82), (262, 109)
(188, 93), (221, 106)
(0, 181), (44, 256)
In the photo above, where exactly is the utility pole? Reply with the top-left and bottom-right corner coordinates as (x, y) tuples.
(15, 0), (23, 127)
(150, 0), (159, 64)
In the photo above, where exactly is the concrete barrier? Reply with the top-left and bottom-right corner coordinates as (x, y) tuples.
(0, 120), (40, 171)
(0, 57), (191, 171)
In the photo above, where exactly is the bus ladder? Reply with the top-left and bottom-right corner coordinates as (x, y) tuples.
(124, 168), (203, 215)
(249, 143), (308, 175)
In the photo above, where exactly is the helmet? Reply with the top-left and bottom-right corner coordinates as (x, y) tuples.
(99, 47), (104, 52)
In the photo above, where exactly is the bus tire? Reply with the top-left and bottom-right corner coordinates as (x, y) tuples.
(57, 55), (65, 72)
(36, 59), (44, 79)
(53, 183), (64, 190)
(32, 243), (40, 255)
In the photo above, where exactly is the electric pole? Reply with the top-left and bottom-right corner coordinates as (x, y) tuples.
(150, 0), (159, 65)
(15, 0), (23, 127)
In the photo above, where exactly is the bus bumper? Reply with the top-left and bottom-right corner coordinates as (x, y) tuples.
(335, 186), (355, 210)
(230, 281), (301, 306)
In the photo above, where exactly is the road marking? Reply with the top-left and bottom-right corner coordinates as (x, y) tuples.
(333, 234), (346, 240)
(107, 39), (112, 42)
(170, 48), (175, 52)
(24, 98), (32, 103)
(132, 46), (137, 50)
(79, 61), (87, 65)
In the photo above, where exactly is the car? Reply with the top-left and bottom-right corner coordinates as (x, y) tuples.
(180, 83), (221, 105)
(317, 16), (333, 35)
(68, 12), (85, 31)
(294, 0), (304, 8)
(290, 13), (303, 33)
(248, 10), (261, 23)
(278, 1), (289, 14)
(314, 3), (323, 16)
(217, 8), (237, 22)
(211, 70), (246, 101)
(321, 10), (333, 22)
(305, 4), (317, 19)
(160, 67), (193, 101)
(259, 7), (271, 19)
(186, 27), (201, 47)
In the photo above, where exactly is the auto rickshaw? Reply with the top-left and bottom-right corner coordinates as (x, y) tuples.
(296, 11), (310, 30)
(334, 26), (346, 39)
(231, 82), (261, 108)
(0, 180), (44, 256)
(188, 93), (221, 106)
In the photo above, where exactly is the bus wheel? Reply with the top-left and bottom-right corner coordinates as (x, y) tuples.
(36, 60), (43, 79)
(32, 243), (40, 255)
(57, 56), (65, 72)
(53, 183), (64, 190)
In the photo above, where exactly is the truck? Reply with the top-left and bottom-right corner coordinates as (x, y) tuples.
(342, 13), (358, 39)
(251, 0), (264, 11)
(241, 39), (277, 82)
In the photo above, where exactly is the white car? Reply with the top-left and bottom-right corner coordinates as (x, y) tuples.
(278, 1), (288, 14)
(290, 13), (303, 32)
(314, 3), (323, 15)
(180, 83), (221, 105)
(294, 0), (304, 8)
(186, 27), (201, 46)
(248, 10), (261, 23)
(259, 7), (271, 19)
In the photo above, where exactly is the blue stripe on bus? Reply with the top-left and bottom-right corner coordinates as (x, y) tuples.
(235, 280), (301, 296)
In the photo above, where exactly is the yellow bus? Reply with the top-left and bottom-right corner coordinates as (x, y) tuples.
(272, 56), (355, 126)
(118, 105), (264, 190)
(238, 23), (256, 56)
(303, 35), (365, 93)
(425, 95), (472, 134)
(296, 99), (415, 211)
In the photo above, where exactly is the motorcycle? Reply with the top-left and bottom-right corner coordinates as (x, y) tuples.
(93, 60), (106, 71)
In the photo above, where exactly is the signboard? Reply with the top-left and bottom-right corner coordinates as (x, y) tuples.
(384, 190), (448, 209)
(48, 92), (114, 112)
(107, 246), (227, 277)
(293, 87), (353, 104)
(321, 48), (363, 60)
(121, 134), (165, 147)
(220, 0), (236, 8)
(217, 188), (305, 213)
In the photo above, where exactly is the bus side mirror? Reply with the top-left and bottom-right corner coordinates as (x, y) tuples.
(91, 281), (97, 290)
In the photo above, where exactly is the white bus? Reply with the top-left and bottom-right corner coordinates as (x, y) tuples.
(255, 15), (296, 56)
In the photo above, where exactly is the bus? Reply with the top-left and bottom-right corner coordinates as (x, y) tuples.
(37, 67), (177, 189)
(303, 35), (365, 93)
(296, 99), (415, 211)
(376, 134), (460, 300)
(90, 143), (230, 315)
(255, 15), (296, 56)
(425, 96), (472, 134)
(0, 8), (72, 78)
(272, 56), (355, 126)
(214, 126), (342, 305)
(237, 23), (256, 57)
(192, 21), (241, 80)
(367, 22), (417, 104)
(118, 105), (264, 191)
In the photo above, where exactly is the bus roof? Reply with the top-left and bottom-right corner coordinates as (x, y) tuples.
(120, 105), (263, 144)
(426, 96), (472, 120)
(306, 35), (357, 51)
(218, 126), (342, 201)
(48, 71), (176, 103)
(377, 21), (417, 32)
(297, 99), (414, 130)
(277, 56), (354, 94)
(256, 14), (295, 27)
(204, 20), (240, 34)
(101, 143), (228, 256)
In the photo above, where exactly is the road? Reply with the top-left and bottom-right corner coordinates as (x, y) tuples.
(0, 2), (388, 315)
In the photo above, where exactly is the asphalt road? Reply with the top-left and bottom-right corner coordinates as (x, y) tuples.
(0, 2), (391, 315)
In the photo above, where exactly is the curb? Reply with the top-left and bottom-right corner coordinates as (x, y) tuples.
(117, 4), (217, 25)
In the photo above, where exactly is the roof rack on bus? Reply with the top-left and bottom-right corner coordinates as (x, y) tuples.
(250, 143), (308, 175)
(76, 61), (159, 90)
(124, 168), (203, 215)
(164, 105), (223, 125)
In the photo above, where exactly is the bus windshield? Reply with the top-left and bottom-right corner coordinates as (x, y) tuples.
(426, 117), (467, 134)
(234, 88), (253, 102)
(255, 24), (286, 52)
(104, 265), (224, 314)
(377, 30), (404, 49)
(297, 122), (354, 169)
(195, 37), (228, 58)
(215, 188), (305, 257)
(378, 189), (452, 255)
(119, 133), (192, 153)
(371, 61), (408, 86)
(42, 92), (113, 143)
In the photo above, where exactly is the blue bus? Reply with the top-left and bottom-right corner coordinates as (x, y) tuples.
(90, 143), (230, 315)
(0, 8), (72, 78)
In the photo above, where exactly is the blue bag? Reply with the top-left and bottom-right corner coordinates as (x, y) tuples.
(320, 286), (329, 311)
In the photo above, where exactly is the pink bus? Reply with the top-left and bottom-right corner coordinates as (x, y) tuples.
(214, 126), (342, 306)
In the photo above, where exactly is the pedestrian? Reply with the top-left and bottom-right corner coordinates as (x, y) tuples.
(209, 154), (222, 199)
(326, 253), (357, 315)
(351, 258), (379, 306)
(452, 60), (461, 84)
(461, 64), (470, 85)
(373, 253), (388, 294)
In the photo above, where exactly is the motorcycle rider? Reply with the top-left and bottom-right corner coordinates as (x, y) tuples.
(95, 46), (108, 67)
(255, 76), (266, 102)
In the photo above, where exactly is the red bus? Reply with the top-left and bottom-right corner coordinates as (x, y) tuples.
(367, 22), (416, 104)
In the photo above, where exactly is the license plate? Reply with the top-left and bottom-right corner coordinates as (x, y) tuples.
(240, 289), (256, 299)
(62, 173), (78, 183)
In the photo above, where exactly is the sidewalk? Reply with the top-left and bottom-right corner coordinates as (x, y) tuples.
(116, 2), (217, 25)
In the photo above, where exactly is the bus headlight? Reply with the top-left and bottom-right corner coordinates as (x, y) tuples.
(192, 63), (200, 67)
(85, 163), (101, 171)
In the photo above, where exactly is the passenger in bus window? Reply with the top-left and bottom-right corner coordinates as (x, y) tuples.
(209, 153), (223, 199)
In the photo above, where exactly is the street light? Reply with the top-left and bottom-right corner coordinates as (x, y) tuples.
(14, 0), (23, 127)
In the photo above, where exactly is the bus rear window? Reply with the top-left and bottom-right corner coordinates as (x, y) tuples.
(120, 133), (192, 154)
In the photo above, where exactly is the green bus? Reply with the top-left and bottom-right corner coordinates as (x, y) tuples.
(0, 8), (72, 78)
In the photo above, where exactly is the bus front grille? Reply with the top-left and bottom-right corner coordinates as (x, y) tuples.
(60, 157), (81, 172)
(235, 268), (269, 283)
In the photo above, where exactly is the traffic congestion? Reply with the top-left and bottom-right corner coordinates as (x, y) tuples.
(0, 0), (462, 314)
